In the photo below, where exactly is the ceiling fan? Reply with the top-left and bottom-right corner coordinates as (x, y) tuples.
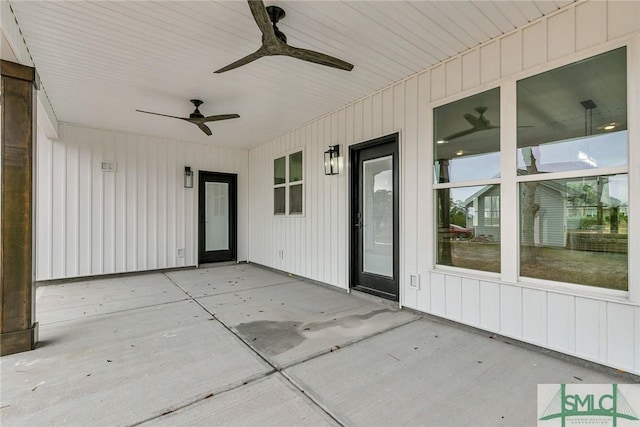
(438, 106), (498, 143)
(136, 100), (240, 136)
(215, 0), (354, 73)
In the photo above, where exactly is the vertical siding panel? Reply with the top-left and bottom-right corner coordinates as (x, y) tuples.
(36, 129), (52, 279)
(500, 285), (522, 337)
(166, 140), (176, 267)
(575, 298), (604, 361)
(430, 64), (445, 102)
(547, 8), (576, 61)
(353, 100), (363, 143)
(65, 127), (79, 277)
(445, 275), (462, 321)
(311, 121), (319, 280)
(522, 21), (547, 70)
(416, 71), (431, 314)
(333, 110), (343, 286)
(445, 57), (462, 97)
(480, 281), (500, 331)
(575, 1), (607, 51)
(102, 130), (116, 274)
(91, 128), (103, 274)
(51, 138), (66, 278)
(461, 278), (480, 327)
(430, 272), (446, 316)
(126, 133), (138, 271)
(500, 32), (522, 78)
(606, 303), (635, 369)
(372, 92), (383, 137)
(362, 96), (373, 140)
(323, 117), (331, 283)
(147, 138), (158, 269)
(547, 293), (576, 353)
(157, 139), (167, 269)
(78, 126), (91, 276)
(115, 132), (127, 272)
(382, 87), (394, 134)
(522, 288), (547, 346)
(607, 1), (640, 40)
(137, 135), (147, 270)
(480, 41), (500, 84)
(305, 124), (313, 277)
(340, 107), (352, 288)
(462, 49), (480, 91)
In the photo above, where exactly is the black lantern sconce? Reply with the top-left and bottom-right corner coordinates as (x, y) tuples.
(184, 166), (194, 188)
(324, 145), (340, 175)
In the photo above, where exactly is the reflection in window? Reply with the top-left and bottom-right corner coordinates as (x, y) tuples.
(436, 185), (500, 273)
(274, 187), (285, 215)
(519, 174), (628, 290)
(484, 195), (499, 227)
(274, 156), (286, 185)
(517, 48), (627, 175)
(434, 88), (500, 183)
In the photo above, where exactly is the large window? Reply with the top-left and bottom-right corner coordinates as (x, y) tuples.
(517, 47), (627, 290)
(434, 88), (501, 273)
(432, 47), (629, 291)
(274, 150), (304, 215)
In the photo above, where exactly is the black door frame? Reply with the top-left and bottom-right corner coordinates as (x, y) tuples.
(349, 133), (400, 301)
(198, 171), (237, 264)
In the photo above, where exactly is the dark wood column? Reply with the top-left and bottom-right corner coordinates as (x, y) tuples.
(1, 60), (39, 356)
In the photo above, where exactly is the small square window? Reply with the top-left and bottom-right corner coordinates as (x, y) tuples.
(289, 184), (303, 215)
(274, 187), (286, 215)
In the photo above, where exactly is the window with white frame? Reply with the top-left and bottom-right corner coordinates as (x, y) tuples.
(274, 150), (304, 216)
(517, 47), (628, 291)
(483, 195), (500, 227)
(433, 87), (501, 273)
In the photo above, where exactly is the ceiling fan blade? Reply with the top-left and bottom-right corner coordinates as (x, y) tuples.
(215, 47), (267, 73)
(463, 113), (484, 128)
(196, 123), (213, 136)
(201, 114), (240, 123)
(282, 44), (354, 71)
(136, 110), (186, 120)
(441, 128), (477, 142)
(248, 0), (277, 41)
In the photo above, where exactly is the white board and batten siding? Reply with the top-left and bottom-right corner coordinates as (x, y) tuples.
(36, 122), (249, 281)
(248, 1), (640, 374)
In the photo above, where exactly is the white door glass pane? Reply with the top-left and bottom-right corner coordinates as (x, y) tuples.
(363, 155), (393, 277)
(205, 182), (229, 251)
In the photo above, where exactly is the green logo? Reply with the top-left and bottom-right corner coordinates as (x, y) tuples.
(539, 384), (639, 427)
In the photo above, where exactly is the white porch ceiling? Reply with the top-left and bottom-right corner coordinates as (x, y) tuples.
(9, 0), (573, 149)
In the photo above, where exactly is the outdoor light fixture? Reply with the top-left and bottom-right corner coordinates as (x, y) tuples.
(324, 145), (340, 175)
(184, 166), (193, 188)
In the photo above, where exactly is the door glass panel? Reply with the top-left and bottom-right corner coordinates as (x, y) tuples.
(363, 155), (393, 277)
(205, 182), (229, 251)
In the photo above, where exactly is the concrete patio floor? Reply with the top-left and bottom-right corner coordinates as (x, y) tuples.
(1, 263), (638, 426)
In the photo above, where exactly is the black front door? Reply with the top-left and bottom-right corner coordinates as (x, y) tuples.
(198, 171), (237, 264)
(350, 134), (399, 301)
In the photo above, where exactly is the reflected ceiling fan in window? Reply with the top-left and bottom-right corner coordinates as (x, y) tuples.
(215, 0), (354, 73)
(437, 106), (499, 143)
(136, 100), (239, 136)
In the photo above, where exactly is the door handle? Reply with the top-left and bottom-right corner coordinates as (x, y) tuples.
(355, 213), (363, 228)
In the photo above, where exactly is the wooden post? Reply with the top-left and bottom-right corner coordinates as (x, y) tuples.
(1, 60), (39, 356)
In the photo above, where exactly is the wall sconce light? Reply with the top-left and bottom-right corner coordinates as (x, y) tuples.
(324, 145), (340, 175)
(184, 166), (193, 188)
